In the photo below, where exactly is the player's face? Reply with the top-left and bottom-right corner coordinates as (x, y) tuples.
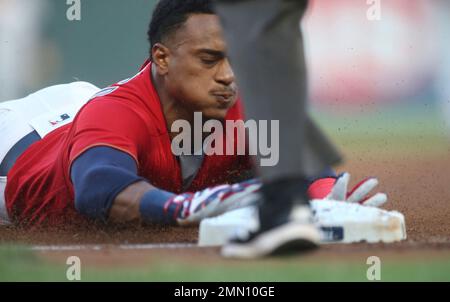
(161, 14), (237, 120)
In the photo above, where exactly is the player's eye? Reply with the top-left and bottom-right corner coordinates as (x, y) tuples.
(200, 57), (218, 66)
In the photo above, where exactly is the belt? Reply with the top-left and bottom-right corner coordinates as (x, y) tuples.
(0, 130), (41, 176)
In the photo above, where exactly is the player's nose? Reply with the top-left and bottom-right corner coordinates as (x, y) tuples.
(215, 58), (235, 86)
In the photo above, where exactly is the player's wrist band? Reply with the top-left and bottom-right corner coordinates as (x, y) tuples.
(139, 189), (177, 225)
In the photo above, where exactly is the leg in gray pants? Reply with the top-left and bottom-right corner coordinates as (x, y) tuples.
(215, 0), (342, 258)
(214, 0), (341, 180)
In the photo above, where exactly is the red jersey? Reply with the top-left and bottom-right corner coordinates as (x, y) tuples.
(5, 63), (251, 227)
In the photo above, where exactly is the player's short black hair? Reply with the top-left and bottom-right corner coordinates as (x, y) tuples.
(148, 0), (215, 50)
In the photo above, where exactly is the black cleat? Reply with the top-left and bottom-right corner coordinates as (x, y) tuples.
(222, 177), (321, 259)
(221, 204), (320, 259)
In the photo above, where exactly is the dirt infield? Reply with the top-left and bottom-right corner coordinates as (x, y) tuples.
(1, 141), (450, 268)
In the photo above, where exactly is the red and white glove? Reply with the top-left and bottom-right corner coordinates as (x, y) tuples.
(308, 173), (387, 207)
(167, 172), (387, 226)
(164, 179), (262, 226)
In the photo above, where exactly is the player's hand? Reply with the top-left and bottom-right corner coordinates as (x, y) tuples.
(327, 173), (387, 207)
(164, 179), (262, 226)
(308, 173), (387, 207)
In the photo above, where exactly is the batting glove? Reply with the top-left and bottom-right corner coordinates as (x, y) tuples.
(164, 179), (262, 226)
(308, 173), (388, 207)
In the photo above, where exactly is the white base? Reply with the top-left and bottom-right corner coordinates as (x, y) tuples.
(198, 200), (407, 247)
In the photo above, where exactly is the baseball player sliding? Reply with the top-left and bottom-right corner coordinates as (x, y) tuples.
(0, 0), (386, 258)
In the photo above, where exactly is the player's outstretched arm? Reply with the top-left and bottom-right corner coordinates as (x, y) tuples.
(110, 178), (261, 226)
(71, 146), (261, 226)
(71, 146), (151, 223)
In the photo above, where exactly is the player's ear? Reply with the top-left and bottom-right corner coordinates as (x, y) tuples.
(151, 43), (170, 76)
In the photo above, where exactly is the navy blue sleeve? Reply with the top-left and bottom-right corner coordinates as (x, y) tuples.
(70, 146), (145, 222)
